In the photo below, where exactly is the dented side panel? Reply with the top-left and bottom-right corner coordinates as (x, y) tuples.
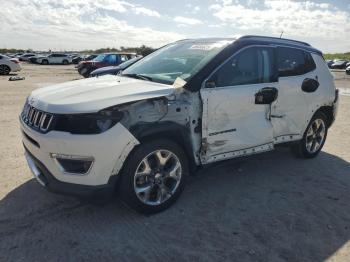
(200, 84), (275, 164)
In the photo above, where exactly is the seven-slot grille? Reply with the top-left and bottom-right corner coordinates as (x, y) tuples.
(21, 102), (53, 132)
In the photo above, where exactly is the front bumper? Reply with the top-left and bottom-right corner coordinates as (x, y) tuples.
(24, 145), (117, 197)
(20, 118), (139, 190)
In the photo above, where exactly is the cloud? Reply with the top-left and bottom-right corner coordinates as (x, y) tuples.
(174, 16), (203, 25)
(132, 6), (161, 17)
(0, 0), (183, 50)
(210, 0), (350, 40)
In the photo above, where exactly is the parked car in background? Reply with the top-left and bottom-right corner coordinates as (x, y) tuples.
(21, 36), (338, 214)
(72, 56), (82, 64)
(72, 54), (98, 64)
(326, 60), (334, 68)
(28, 54), (46, 64)
(14, 53), (24, 58)
(78, 53), (136, 78)
(19, 53), (36, 61)
(90, 56), (143, 77)
(330, 60), (349, 69)
(36, 53), (72, 65)
(346, 65), (350, 75)
(29, 57), (37, 63)
(0, 54), (21, 74)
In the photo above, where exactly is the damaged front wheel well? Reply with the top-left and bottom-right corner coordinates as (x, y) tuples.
(129, 122), (197, 172)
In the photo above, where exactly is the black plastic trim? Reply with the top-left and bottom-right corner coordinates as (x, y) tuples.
(22, 130), (40, 148)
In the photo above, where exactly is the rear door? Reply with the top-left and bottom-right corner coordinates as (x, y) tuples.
(271, 47), (317, 141)
(200, 46), (278, 163)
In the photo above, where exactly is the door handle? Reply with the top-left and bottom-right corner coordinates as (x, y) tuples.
(255, 87), (278, 104)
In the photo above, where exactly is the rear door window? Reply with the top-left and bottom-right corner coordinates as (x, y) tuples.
(277, 47), (316, 77)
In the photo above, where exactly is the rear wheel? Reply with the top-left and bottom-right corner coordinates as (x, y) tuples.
(41, 60), (49, 65)
(292, 111), (328, 158)
(0, 65), (11, 75)
(119, 139), (188, 214)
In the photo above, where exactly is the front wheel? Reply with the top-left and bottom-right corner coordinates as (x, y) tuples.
(62, 60), (68, 65)
(118, 139), (188, 214)
(292, 112), (328, 158)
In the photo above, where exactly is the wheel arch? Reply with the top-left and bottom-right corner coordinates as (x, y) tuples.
(129, 121), (197, 172)
(315, 105), (335, 127)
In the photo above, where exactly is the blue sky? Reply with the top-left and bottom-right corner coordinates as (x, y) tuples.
(1, 0), (349, 53)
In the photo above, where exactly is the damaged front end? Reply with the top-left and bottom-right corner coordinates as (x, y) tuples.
(118, 85), (203, 166)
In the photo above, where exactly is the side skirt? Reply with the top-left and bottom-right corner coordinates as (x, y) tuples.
(202, 142), (274, 164)
(200, 134), (301, 164)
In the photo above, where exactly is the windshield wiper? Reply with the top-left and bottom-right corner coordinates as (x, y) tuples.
(121, 73), (153, 82)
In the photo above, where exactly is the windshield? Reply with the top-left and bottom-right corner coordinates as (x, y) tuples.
(93, 54), (107, 62)
(122, 40), (231, 85)
(119, 56), (142, 69)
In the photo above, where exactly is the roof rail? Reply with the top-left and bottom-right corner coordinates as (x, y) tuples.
(239, 35), (311, 47)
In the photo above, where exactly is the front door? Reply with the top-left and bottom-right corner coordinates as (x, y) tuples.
(200, 46), (278, 164)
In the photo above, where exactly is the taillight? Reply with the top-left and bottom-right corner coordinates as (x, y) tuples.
(10, 59), (19, 64)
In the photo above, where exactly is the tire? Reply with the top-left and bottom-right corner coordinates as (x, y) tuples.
(62, 60), (68, 65)
(118, 139), (188, 214)
(82, 71), (90, 78)
(0, 65), (11, 75)
(41, 60), (49, 65)
(292, 111), (328, 158)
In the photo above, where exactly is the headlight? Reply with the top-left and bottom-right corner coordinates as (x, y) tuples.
(54, 106), (124, 134)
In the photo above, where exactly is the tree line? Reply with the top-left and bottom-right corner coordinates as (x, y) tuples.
(0, 45), (156, 56)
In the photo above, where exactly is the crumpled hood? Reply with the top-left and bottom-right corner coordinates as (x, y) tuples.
(29, 75), (175, 114)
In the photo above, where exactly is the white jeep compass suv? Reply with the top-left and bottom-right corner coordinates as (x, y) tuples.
(20, 36), (339, 214)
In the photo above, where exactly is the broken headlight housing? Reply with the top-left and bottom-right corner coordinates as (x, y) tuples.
(54, 106), (124, 134)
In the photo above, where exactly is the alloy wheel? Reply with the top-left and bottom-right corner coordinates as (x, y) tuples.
(134, 149), (182, 206)
(305, 118), (326, 154)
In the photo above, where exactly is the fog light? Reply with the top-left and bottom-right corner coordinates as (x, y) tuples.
(51, 153), (94, 175)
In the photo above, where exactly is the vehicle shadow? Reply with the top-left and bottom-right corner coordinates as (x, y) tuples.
(0, 73), (18, 77)
(1, 148), (350, 262)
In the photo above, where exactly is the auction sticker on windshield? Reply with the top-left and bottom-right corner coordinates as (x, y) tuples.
(189, 41), (232, 51)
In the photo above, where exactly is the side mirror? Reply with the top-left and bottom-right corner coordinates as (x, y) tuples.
(302, 78), (319, 93)
(205, 80), (216, 89)
(255, 87), (278, 105)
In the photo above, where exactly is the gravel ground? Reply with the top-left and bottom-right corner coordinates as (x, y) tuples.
(0, 63), (350, 262)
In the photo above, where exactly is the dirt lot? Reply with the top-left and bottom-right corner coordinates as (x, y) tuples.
(0, 63), (350, 262)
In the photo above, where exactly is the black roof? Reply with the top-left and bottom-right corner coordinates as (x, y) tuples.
(236, 35), (322, 54)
